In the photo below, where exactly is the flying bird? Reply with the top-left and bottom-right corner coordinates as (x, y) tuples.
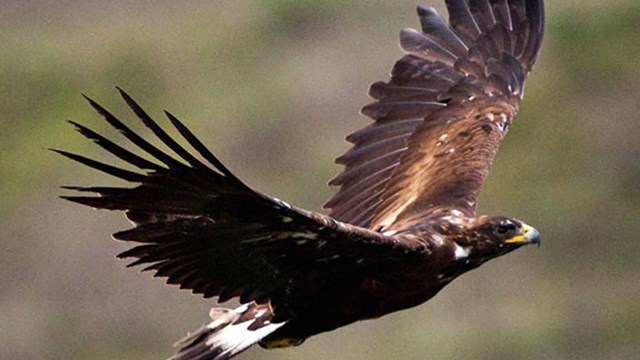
(57, 0), (544, 359)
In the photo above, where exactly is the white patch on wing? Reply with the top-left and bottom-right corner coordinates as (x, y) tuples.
(439, 215), (464, 225)
(449, 209), (464, 217)
(454, 244), (471, 260)
(383, 229), (398, 236)
(293, 232), (317, 240)
(436, 133), (448, 146)
(273, 232), (318, 243)
(431, 233), (445, 246)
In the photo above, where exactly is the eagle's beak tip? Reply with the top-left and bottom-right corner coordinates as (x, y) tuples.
(524, 225), (541, 247)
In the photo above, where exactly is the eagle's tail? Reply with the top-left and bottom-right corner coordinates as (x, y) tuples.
(169, 303), (285, 360)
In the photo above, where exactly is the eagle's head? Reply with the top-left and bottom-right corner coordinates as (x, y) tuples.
(442, 215), (541, 270)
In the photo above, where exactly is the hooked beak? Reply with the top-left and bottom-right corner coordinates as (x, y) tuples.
(504, 224), (541, 247)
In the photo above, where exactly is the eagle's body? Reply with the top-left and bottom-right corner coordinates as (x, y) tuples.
(263, 228), (451, 344)
(58, 0), (545, 359)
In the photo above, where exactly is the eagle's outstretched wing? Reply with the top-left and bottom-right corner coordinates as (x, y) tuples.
(325, 0), (544, 231)
(56, 89), (425, 317)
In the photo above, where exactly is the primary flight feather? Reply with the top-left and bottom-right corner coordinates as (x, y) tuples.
(58, 1), (544, 359)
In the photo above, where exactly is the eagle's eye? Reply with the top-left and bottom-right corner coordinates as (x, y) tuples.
(494, 220), (517, 236)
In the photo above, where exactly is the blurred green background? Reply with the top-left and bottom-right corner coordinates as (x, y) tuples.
(1, 0), (639, 359)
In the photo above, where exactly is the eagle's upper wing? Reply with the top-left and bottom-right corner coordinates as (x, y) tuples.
(57, 89), (425, 318)
(325, 0), (544, 231)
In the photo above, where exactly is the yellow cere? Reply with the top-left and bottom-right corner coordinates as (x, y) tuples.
(504, 224), (534, 244)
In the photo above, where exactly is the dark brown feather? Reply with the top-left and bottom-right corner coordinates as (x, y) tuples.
(59, 90), (426, 318)
(325, 0), (544, 230)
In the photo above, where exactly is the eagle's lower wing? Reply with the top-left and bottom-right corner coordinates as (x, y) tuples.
(57, 89), (423, 318)
(325, 0), (544, 230)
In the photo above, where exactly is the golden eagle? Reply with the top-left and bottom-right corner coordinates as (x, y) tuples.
(57, 0), (544, 359)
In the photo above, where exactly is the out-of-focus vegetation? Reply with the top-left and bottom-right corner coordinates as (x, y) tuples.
(1, 1), (639, 359)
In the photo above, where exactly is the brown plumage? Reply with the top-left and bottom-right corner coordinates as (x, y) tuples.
(327, 0), (543, 229)
(57, 1), (545, 359)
